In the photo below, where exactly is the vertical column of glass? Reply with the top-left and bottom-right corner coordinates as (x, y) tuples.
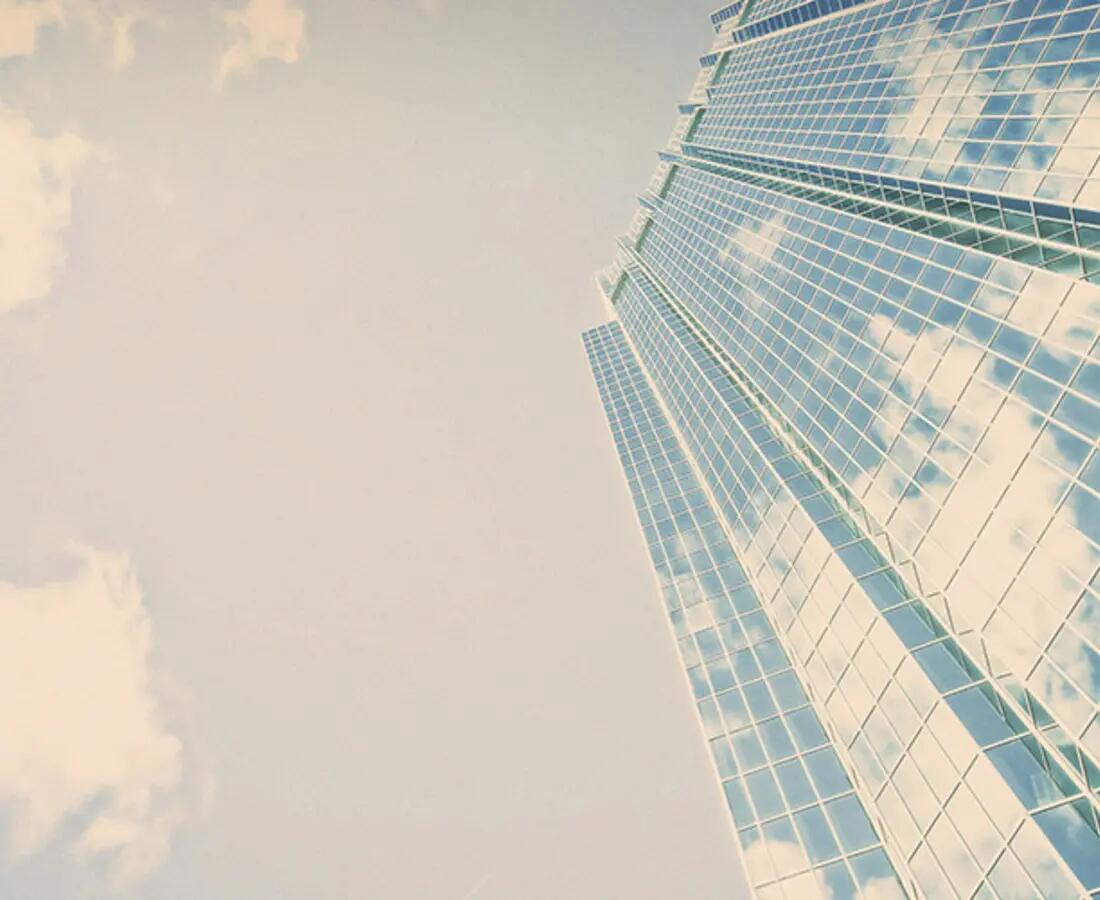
(583, 322), (906, 899)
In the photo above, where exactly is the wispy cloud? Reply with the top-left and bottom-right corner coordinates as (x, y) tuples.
(0, 0), (150, 68)
(0, 0), (63, 57)
(216, 0), (305, 89)
(717, 211), (786, 269)
(0, 545), (189, 888)
(71, 0), (153, 69)
(0, 106), (98, 314)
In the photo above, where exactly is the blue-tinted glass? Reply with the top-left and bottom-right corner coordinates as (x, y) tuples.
(1069, 486), (1100, 546)
(584, 0), (1100, 886)
(744, 680), (779, 718)
(1055, 394), (1099, 434)
(724, 778), (755, 828)
(885, 603), (943, 648)
(859, 569), (910, 609)
(1082, 454), (1100, 493)
(699, 699), (723, 739)
(759, 716), (797, 760)
(732, 727), (768, 770)
(689, 666), (711, 700)
(775, 758), (817, 810)
(988, 739), (1069, 810)
(738, 825), (761, 858)
(769, 670), (808, 710)
(732, 647), (763, 681)
(762, 815), (802, 863)
(746, 768), (785, 820)
(825, 795), (877, 853)
(786, 708), (828, 751)
(719, 620), (747, 652)
(708, 658), (739, 694)
(805, 749), (852, 799)
(816, 860), (857, 900)
(696, 628), (724, 661)
(1034, 802), (1100, 891)
(948, 683), (1028, 748)
(1049, 628), (1100, 702)
(850, 848), (905, 894)
(913, 641), (979, 691)
(712, 737), (739, 778)
(718, 688), (751, 730)
(795, 805), (841, 863)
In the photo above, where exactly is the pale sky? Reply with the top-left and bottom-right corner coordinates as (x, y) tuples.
(0, 1), (751, 897)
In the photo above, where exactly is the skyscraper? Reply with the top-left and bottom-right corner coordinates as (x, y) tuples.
(582, 2), (1100, 897)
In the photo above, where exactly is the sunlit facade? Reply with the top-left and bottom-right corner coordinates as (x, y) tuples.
(582, 1), (1100, 897)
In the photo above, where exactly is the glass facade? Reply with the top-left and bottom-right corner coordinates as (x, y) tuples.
(583, 2), (1100, 897)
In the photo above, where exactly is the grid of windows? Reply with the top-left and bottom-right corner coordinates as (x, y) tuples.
(583, 1), (1100, 897)
(638, 160), (1100, 781)
(712, 1), (746, 28)
(745, 0), (830, 24)
(584, 323), (905, 898)
(668, 146), (1100, 280)
(699, 0), (1100, 206)
(618, 260), (1099, 896)
(732, 0), (881, 44)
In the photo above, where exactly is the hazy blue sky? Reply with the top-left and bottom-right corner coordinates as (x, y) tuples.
(0, 1), (750, 897)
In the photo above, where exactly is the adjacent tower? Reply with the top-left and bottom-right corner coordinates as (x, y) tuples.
(583, 1), (1100, 897)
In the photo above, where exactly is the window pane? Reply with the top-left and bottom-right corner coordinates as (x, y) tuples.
(805, 748), (852, 799)
(746, 768), (786, 820)
(794, 805), (840, 863)
(815, 860), (857, 900)
(987, 739), (1068, 810)
(850, 848), (906, 898)
(946, 684), (1025, 747)
(775, 758), (817, 810)
(825, 795), (878, 852)
(1034, 801), (1100, 891)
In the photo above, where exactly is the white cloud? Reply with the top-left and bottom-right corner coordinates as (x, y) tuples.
(0, 545), (187, 887)
(740, 836), (808, 884)
(73, 1), (151, 69)
(851, 270), (1100, 738)
(106, 8), (145, 66)
(717, 212), (787, 269)
(861, 877), (907, 900)
(0, 105), (95, 314)
(0, 0), (63, 57)
(216, 0), (305, 89)
(0, 0), (149, 67)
